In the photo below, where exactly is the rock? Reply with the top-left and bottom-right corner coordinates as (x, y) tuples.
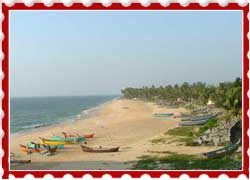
(194, 119), (241, 146)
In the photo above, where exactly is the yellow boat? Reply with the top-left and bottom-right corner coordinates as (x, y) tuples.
(40, 137), (74, 145)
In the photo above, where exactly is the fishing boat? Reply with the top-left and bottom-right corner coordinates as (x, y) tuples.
(28, 142), (64, 149)
(80, 145), (119, 153)
(20, 144), (40, 153)
(153, 113), (174, 117)
(62, 132), (94, 138)
(181, 114), (217, 122)
(51, 135), (85, 143)
(179, 119), (209, 126)
(84, 133), (94, 138)
(202, 140), (240, 158)
(19, 144), (57, 154)
(10, 160), (31, 164)
(40, 137), (75, 145)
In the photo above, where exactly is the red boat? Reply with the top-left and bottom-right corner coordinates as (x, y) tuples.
(62, 132), (94, 138)
(84, 133), (94, 138)
(20, 144), (40, 153)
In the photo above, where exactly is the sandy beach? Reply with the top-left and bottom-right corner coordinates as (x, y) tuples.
(10, 99), (221, 170)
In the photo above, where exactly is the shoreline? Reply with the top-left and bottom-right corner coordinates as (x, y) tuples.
(10, 98), (221, 170)
(10, 97), (119, 138)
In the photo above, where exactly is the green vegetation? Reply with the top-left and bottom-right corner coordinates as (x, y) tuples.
(151, 119), (218, 146)
(199, 118), (218, 134)
(166, 126), (196, 137)
(132, 152), (242, 170)
(121, 78), (242, 118)
(165, 126), (197, 145)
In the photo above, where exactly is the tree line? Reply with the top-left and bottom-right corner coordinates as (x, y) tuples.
(121, 78), (242, 116)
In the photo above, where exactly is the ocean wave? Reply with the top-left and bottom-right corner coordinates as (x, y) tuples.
(21, 123), (53, 129)
(11, 96), (120, 134)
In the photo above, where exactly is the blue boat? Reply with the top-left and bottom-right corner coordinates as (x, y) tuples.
(27, 142), (64, 149)
(153, 113), (174, 117)
(181, 114), (217, 121)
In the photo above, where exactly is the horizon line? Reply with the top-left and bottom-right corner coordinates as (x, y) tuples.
(10, 94), (122, 98)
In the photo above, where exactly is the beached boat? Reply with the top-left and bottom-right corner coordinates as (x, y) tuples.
(62, 132), (94, 138)
(19, 144), (57, 154)
(28, 142), (64, 149)
(181, 114), (217, 122)
(51, 135), (85, 143)
(20, 144), (40, 153)
(202, 140), (240, 158)
(153, 113), (174, 117)
(179, 119), (209, 126)
(40, 137), (75, 145)
(10, 160), (31, 164)
(84, 133), (94, 138)
(80, 145), (119, 153)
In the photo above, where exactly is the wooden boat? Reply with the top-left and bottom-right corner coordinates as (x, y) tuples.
(80, 145), (119, 153)
(19, 144), (57, 153)
(29, 142), (64, 149)
(62, 132), (94, 138)
(153, 113), (174, 117)
(84, 133), (95, 138)
(10, 160), (31, 164)
(51, 135), (85, 143)
(20, 144), (40, 153)
(179, 119), (209, 126)
(202, 140), (240, 158)
(40, 137), (74, 145)
(181, 114), (217, 122)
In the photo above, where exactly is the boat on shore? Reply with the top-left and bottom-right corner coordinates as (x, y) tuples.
(62, 132), (94, 138)
(19, 144), (57, 154)
(84, 133), (95, 138)
(20, 144), (40, 153)
(181, 114), (217, 122)
(40, 137), (75, 145)
(179, 119), (210, 126)
(202, 140), (241, 158)
(51, 135), (85, 143)
(80, 145), (119, 153)
(28, 142), (64, 149)
(153, 113), (174, 117)
(10, 159), (31, 164)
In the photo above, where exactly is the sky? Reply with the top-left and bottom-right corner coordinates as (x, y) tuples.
(10, 11), (242, 97)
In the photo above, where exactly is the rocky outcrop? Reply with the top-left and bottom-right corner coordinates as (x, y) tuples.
(194, 118), (240, 146)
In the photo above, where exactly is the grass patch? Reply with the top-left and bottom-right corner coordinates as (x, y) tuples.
(151, 118), (220, 146)
(199, 118), (218, 134)
(147, 150), (176, 154)
(151, 138), (166, 144)
(166, 127), (196, 137)
(133, 153), (242, 170)
(164, 127), (200, 145)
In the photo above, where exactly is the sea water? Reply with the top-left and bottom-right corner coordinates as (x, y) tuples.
(10, 95), (119, 134)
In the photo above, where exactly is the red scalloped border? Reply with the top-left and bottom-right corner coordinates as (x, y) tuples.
(2, 2), (249, 179)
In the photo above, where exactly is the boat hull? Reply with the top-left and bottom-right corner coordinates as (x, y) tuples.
(153, 113), (174, 117)
(202, 142), (240, 158)
(80, 145), (119, 153)
(51, 135), (85, 143)
(40, 138), (74, 145)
